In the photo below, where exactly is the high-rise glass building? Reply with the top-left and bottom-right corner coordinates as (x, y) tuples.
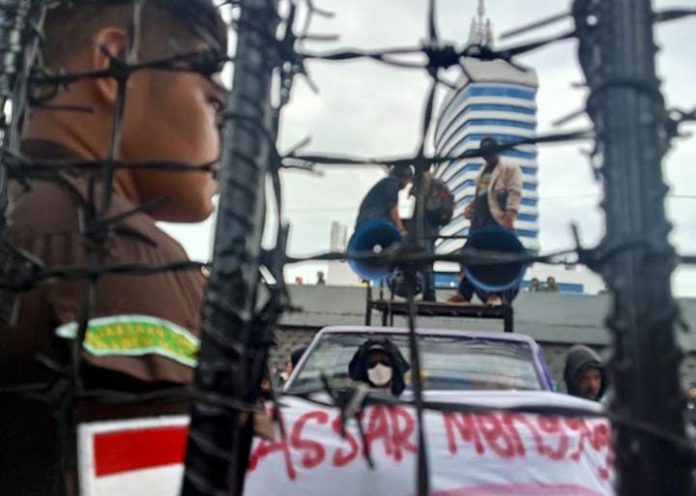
(433, 2), (539, 254)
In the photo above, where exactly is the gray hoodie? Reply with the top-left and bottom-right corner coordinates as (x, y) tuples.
(563, 344), (606, 400)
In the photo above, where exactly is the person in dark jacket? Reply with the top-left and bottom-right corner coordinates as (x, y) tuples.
(355, 165), (413, 234)
(448, 137), (523, 306)
(563, 345), (607, 401)
(348, 338), (410, 396)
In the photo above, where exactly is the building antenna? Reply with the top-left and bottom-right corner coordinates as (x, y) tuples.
(469, 0), (493, 47)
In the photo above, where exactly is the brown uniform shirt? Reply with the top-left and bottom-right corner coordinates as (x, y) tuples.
(0, 140), (206, 495)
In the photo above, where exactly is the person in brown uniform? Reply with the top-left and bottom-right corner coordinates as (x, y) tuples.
(0, 1), (226, 494)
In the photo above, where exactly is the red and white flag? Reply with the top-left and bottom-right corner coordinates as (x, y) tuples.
(78, 416), (189, 496)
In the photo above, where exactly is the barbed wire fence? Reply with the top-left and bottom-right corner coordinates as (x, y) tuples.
(0, 0), (693, 496)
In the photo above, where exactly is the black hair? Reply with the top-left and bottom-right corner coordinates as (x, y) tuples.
(480, 136), (499, 150)
(42, 0), (227, 67)
(290, 346), (307, 369)
(390, 164), (414, 178)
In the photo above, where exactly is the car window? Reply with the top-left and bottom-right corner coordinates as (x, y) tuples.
(287, 332), (542, 393)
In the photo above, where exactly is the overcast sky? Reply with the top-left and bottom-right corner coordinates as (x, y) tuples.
(161, 0), (696, 296)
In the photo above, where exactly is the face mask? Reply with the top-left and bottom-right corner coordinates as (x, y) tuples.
(367, 363), (393, 387)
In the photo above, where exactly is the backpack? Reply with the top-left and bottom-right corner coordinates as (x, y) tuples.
(425, 178), (454, 226)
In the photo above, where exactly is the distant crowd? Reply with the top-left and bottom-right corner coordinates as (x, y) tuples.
(527, 276), (560, 292)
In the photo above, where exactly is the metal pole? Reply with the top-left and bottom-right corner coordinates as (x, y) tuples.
(181, 0), (279, 494)
(0, 0), (30, 328)
(0, 0), (32, 236)
(574, 1), (694, 494)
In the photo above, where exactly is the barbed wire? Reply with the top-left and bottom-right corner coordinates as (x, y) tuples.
(0, 0), (693, 495)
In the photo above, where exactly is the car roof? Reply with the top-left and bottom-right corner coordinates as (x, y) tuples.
(316, 325), (539, 347)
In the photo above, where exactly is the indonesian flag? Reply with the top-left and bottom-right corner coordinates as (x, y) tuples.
(78, 416), (189, 496)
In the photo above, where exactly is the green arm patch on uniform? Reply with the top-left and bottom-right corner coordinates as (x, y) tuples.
(55, 314), (200, 367)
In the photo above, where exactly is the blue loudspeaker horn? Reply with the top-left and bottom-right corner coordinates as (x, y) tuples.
(347, 219), (405, 281)
(464, 225), (527, 292)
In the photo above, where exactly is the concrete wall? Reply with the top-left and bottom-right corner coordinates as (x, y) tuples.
(272, 286), (696, 387)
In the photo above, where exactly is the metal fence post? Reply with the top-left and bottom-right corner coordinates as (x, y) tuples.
(181, 0), (279, 494)
(574, 0), (694, 494)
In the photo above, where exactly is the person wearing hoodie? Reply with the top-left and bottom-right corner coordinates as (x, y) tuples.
(563, 344), (607, 401)
(280, 346), (308, 383)
(348, 338), (410, 396)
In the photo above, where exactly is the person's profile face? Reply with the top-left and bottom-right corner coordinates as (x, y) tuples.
(688, 386), (696, 401)
(398, 175), (412, 189)
(120, 45), (223, 222)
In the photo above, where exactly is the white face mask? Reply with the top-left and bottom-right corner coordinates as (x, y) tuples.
(367, 363), (393, 387)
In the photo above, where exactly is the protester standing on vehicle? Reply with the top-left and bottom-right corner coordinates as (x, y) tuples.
(448, 136), (523, 306)
(355, 164), (413, 234)
(348, 339), (410, 396)
(464, 136), (522, 232)
(0, 2), (227, 494)
(563, 345), (607, 401)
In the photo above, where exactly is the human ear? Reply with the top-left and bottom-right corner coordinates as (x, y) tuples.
(90, 27), (129, 107)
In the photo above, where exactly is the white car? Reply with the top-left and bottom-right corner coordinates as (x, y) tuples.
(245, 326), (614, 496)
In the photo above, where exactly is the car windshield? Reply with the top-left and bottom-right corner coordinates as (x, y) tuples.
(286, 332), (542, 393)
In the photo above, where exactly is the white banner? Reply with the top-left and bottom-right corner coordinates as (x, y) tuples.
(245, 394), (614, 496)
(77, 393), (614, 496)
